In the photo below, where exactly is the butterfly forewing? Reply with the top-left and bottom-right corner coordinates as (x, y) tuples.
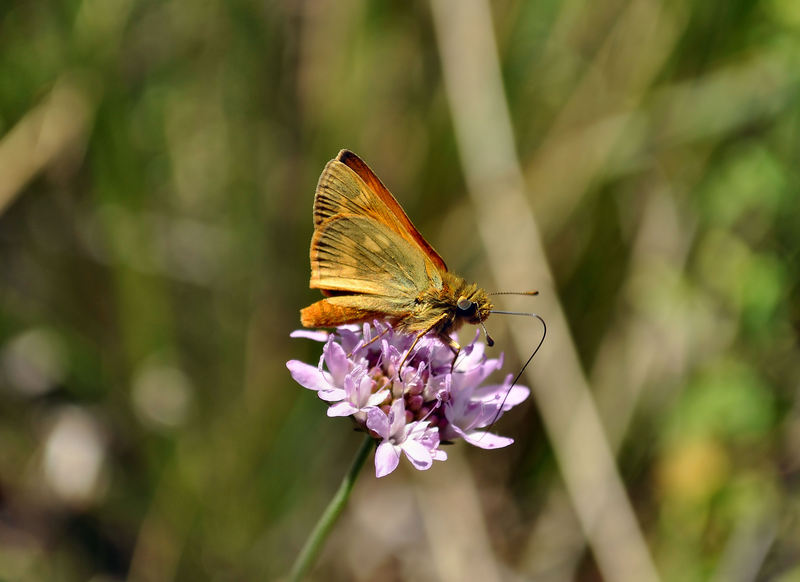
(313, 161), (373, 226)
(314, 150), (448, 272)
(310, 214), (433, 297)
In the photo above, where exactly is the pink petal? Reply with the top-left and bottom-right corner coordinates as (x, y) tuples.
(324, 342), (351, 384)
(388, 399), (406, 437)
(366, 407), (390, 439)
(290, 330), (330, 342)
(327, 401), (358, 417)
(474, 382), (529, 409)
(431, 448), (448, 461)
(454, 340), (484, 370)
(504, 386), (531, 409)
(461, 430), (514, 449)
(352, 375), (374, 406)
(402, 439), (433, 470)
(375, 442), (400, 477)
(444, 399), (483, 429)
(286, 361), (332, 391)
(366, 389), (390, 407)
(317, 388), (346, 402)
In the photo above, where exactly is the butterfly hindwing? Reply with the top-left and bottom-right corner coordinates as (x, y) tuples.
(300, 297), (390, 328)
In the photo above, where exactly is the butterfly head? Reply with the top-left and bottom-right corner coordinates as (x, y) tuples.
(456, 288), (492, 326)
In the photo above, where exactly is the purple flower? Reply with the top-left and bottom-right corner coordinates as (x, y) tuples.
(327, 367), (390, 418)
(286, 321), (529, 477)
(366, 400), (447, 477)
(441, 372), (530, 449)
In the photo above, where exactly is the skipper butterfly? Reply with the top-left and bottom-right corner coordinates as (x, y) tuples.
(301, 150), (496, 359)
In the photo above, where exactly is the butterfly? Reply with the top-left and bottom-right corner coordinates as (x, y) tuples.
(300, 149), (497, 361)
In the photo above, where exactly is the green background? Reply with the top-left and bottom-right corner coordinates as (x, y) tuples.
(1, 0), (799, 580)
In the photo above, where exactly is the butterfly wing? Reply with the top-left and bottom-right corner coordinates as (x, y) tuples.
(310, 214), (439, 296)
(304, 150), (452, 329)
(300, 295), (406, 328)
(314, 150), (448, 273)
(303, 213), (436, 328)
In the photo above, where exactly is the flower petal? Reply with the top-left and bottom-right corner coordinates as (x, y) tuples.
(290, 329), (330, 342)
(317, 388), (346, 402)
(352, 374), (374, 407)
(402, 439), (433, 470)
(327, 401), (358, 417)
(375, 442), (400, 477)
(474, 380), (529, 410)
(366, 388), (390, 407)
(287, 360), (333, 391)
(444, 398), (484, 431)
(366, 407), (390, 439)
(336, 326), (363, 355)
(461, 429), (514, 449)
(388, 399), (407, 438)
(324, 342), (351, 385)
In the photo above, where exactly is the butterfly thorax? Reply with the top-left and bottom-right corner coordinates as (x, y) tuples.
(396, 271), (493, 338)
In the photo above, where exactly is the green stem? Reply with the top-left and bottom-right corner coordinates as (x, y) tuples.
(288, 435), (375, 581)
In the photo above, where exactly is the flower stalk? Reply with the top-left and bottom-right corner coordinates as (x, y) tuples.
(288, 435), (374, 582)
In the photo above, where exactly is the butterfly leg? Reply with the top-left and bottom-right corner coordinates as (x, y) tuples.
(348, 326), (390, 357)
(397, 330), (426, 377)
(440, 335), (462, 372)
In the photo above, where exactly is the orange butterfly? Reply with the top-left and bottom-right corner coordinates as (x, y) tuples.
(300, 150), (496, 360)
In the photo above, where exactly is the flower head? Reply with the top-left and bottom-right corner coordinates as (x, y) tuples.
(287, 321), (529, 477)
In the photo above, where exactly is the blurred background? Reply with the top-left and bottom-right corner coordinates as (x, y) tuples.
(1, 0), (799, 580)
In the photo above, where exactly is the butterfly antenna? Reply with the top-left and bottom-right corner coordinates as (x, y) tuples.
(484, 309), (547, 433)
(488, 290), (539, 297)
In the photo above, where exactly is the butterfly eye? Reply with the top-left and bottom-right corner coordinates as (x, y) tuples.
(457, 297), (476, 314)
